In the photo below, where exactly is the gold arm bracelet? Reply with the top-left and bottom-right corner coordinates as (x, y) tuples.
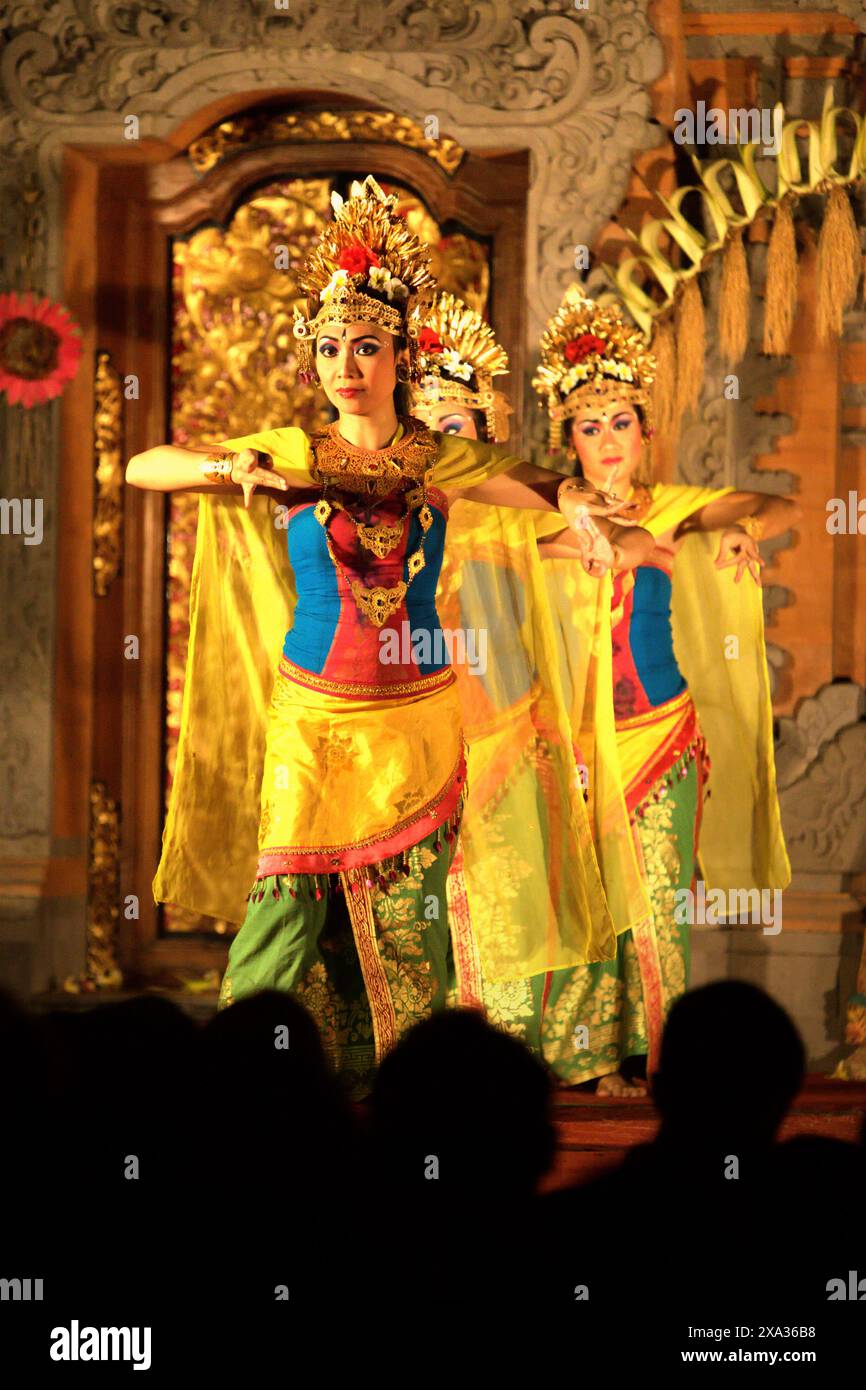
(740, 514), (765, 541)
(557, 477), (585, 504)
(200, 453), (235, 484)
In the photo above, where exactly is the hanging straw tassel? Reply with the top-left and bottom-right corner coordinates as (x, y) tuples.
(674, 277), (705, 421)
(718, 227), (750, 366)
(762, 196), (799, 355)
(816, 183), (861, 343)
(651, 318), (677, 439)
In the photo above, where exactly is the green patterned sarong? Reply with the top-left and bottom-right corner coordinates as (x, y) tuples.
(219, 826), (458, 1100)
(458, 756), (700, 1085)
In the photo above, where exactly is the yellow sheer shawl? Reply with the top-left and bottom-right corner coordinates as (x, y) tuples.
(152, 427), (619, 980)
(535, 483), (790, 894)
(439, 500), (651, 951)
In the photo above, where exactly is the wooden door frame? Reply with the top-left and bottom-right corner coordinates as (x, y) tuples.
(59, 93), (529, 986)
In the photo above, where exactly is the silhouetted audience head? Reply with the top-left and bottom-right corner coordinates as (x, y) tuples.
(368, 1008), (556, 1200)
(41, 994), (198, 1197)
(652, 979), (805, 1152)
(196, 990), (357, 1187)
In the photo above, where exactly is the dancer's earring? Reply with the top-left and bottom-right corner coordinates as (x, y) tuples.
(633, 427), (653, 484)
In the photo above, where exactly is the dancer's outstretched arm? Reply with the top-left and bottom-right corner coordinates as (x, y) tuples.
(451, 460), (639, 518)
(126, 445), (314, 509)
(674, 490), (802, 585)
(449, 460), (648, 575)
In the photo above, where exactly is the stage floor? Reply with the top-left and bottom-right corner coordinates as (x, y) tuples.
(541, 1075), (866, 1192)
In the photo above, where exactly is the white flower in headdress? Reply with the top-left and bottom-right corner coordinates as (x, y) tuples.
(442, 347), (472, 381)
(321, 268), (349, 302)
(368, 265), (409, 302)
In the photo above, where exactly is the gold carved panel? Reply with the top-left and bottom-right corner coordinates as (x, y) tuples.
(187, 110), (465, 178)
(93, 350), (123, 597)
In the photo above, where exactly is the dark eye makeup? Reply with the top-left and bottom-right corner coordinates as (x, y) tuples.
(317, 337), (383, 357)
(578, 412), (636, 435)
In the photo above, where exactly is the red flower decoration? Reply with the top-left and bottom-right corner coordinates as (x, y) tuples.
(418, 327), (444, 353)
(338, 242), (380, 276)
(564, 333), (606, 364)
(0, 290), (83, 407)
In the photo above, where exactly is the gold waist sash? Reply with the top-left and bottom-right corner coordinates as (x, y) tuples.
(256, 664), (465, 873)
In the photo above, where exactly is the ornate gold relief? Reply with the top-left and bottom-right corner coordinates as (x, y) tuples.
(93, 350), (123, 598)
(388, 186), (490, 315)
(64, 781), (123, 992)
(187, 109), (465, 178)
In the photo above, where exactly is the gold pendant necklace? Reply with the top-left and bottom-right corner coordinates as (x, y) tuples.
(316, 496), (410, 559)
(314, 485), (434, 628)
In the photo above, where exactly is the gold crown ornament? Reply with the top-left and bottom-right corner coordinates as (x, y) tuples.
(292, 175), (437, 382)
(532, 284), (657, 452)
(408, 291), (513, 443)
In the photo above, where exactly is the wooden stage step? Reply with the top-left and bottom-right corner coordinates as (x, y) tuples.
(543, 1075), (866, 1192)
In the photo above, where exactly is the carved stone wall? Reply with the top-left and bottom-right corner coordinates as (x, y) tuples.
(777, 681), (866, 873)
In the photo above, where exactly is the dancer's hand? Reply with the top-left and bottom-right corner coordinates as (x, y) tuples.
(714, 526), (763, 584)
(581, 533), (618, 577)
(230, 449), (289, 509)
(557, 478), (640, 529)
(568, 508), (618, 577)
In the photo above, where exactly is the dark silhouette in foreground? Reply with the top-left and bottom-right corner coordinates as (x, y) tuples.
(365, 1008), (557, 1304)
(531, 980), (866, 1313)
(0, 977), (864, 1326)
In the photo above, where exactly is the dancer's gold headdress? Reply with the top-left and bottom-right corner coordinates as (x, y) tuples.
(533, 284), (656, 451)
(293, 175), (436, 381)
(408, 291), (512, 443)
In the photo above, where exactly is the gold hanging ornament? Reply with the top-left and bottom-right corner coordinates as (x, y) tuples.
(762, 195), (799, 356)
(650, 317), (677, 439)
(719, 227), (750, 366)
(816, 183), (861, 344)
(674, 278), (705, 422)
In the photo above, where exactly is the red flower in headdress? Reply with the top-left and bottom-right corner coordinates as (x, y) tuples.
(0, 291), (82, 407)
(338, 242), (381, 276)
(418, 327), (444, 353)
(565, 333), (606, 364)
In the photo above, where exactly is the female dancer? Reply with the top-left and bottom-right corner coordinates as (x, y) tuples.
(127, 179), (632, 1097)
(532, 285), (796, 1093)
(409, 289), (656, 1064)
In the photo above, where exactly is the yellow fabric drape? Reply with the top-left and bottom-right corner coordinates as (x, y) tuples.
(153, 427), (619, 979)
(436, 499), (619, 978)
(535, 482), (790, 895)
(152, 486), (295, 924)
(441, 498), (653, 951)
(539, 557), (654, 937)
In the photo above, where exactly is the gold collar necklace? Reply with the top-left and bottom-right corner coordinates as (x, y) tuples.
(310, 414), (439, 497)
